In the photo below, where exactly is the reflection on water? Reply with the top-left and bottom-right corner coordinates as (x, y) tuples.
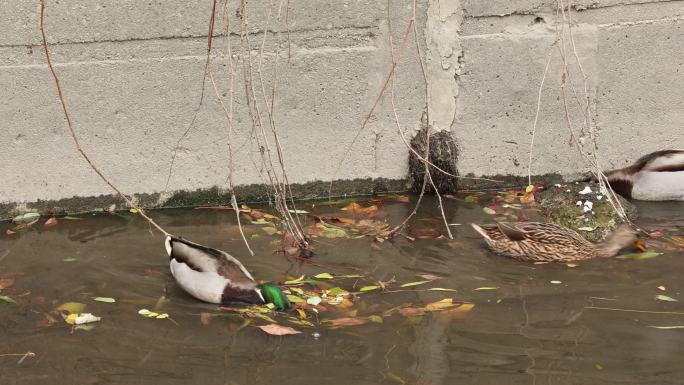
(1, 197), (683, 385)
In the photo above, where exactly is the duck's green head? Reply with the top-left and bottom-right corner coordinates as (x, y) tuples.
(259, 283), (291, 311)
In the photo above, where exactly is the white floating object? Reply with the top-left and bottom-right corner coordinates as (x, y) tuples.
(597, 195), (603, 200)
(74, 313), (101, 325)
(576, 200), (583, 206)
(583, 201), (593, 212)
(550, 280), (562, 284)
(554, 183), (562, 188)
(579, 186), (593, 195)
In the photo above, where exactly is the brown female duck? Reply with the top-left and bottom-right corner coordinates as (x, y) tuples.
(471, 222), (636, 262)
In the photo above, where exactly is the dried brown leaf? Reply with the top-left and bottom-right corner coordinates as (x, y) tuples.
(256, 324), (302, 336)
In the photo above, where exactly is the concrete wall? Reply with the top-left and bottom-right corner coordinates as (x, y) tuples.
(1, 0), (683, 214)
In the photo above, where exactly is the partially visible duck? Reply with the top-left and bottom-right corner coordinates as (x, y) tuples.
(164, 236), (290, 310)
(471, 222), (637, 262)
(605, 150), (684, 201)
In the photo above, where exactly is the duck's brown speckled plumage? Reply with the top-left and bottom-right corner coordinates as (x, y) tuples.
(471, 222), (636, 262)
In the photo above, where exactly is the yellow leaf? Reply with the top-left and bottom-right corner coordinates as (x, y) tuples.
(129, 208), (139, 213)
(296, 309), (307, 319)
(400, 281), (429, 288)
(428, 288), (458, 292)
(65, 313), (78, 325)
(284, 275), (306, 285)
(360, 285), (380, 292)
(473, 287), (499, 291)
(425, 298), (455, 311)
(315, 273), (334, 279)
(525, 184), (534, 193)
(369, 315), (383, 323)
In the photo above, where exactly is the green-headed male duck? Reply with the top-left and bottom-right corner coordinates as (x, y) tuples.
(165, 236), (290, 310)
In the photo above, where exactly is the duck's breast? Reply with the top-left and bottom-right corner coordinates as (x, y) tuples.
(632, 171), (684, 201)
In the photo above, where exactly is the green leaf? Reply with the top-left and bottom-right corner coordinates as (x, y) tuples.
(400, 281), (429, 288)
(615, 252), (661, 260)
(314, 273), (334, 279)
(61, 216), (82, 220)
(360, 285), (380, 292)
(93, 297), (116, 303)
(63, 257), (78, 262)
(261, 226), (279, 235)
(655, 295), (677, 302)
(54, 302), (86, 315)
(473, 287), (499, 291)
(286, 295), (305, 303)
(464, 195), (477, 204)
(327, 287), (349, 296)
(369, 315), (383, 323)
(0, 295), (17, 304)
(318, 226), (348, 239)
(427, 288), (458, 292)
(13, 212), (40, 223)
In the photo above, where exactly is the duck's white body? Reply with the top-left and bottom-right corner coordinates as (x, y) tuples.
(606, 150), (684, 201)
(165, 236), (264, 305)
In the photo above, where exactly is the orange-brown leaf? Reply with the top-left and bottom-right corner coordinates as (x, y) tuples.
(328, 317), (367, 328)
(257, 324), (302, 336)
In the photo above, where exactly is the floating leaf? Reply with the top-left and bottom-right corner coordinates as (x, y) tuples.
(566, 263), (578, 268)
(369, 315), (383, 323)
(0, 295), (17, 304)
(327, 287), (349, 296)
(425, 299), (456, 311)
(284, 275), (306, 285)
(315, 273), (334, 279)
(400, 281), (429, 288)
(286, 294), (305, 304)
(54, 302), (86, 315)
(155, 313), (169, 319)
(398, 307), (425, 317)
(306, 296), (322, 306)
(0, 278), (15, 289)
(577, 227), (595, 232)
(288, 209), (309, 214)
(296, 309), (307, 319)
(657, 286), (666, 291)
(360, 285), (380, 292)
(473, 287), (499, 291)
(615, 252), (661, 260)
(649, 325), (684, 329)
(5, 229), (16, 236)
(417, 274), (444, 281)
(61, 216), (82, 220)
(13, 212), (40, 223)
(73, 313), (101, 325)
(129, 208), (139, 214)
(93, 297), (116, 303)
(550, 280), (562, 284)
(138, 309), (157, 317)
(261, 226), (278, 235)
(257, 324), (301, 336)
(318, 225), (348, 239)
(464, 195), (477, 204)
(44, 217), (58, 227)
(63, 257), (77, 262)
(427, 288), (458, 292)
(328, 317), (367, 328)
(655, 295), (677, 302)
(483, 207), (496, 215)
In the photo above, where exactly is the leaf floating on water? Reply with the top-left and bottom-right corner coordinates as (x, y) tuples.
(649, 325), (684, 329)
(63, 257), (77, 262)
(44, 217), (58, 227)
(615, 252), (661, 260)
(288, 209), (309, 214)
(400, 281), (429, 288)
(54, 302), (86, 315)
(483, 207), (496, 215)
(306, 296), (322, 306)
(417, 274), (444, 281)
(61, 216), (82, 220)
(577, 227), (595, 232)
(368, 315), (383, 323)
(314, 273), (334, 279)
(5, 229), (16, 236)
(657, 286), (666, 291)
(566, 263), (578, 268)
(13, 212), (40, 223)
(257, 324), (301, 336)
(138, 309), (169, 319)
(261, 226), (278, 235)
(427, 288), (458, 292)
(0, 295), (17, 304)
(327, 287), (349, 296)
(93, 297), (116, 303)
(129, 208), (139, 214)
(425, 298), (457, 311)
(284, 275), (306, 285)
(287, 295), (305, 303)
(464, 195), (477, 204)
(0, 278), (15, 289)
(473, 287), (499, 291)
(73, 313), (101, 325)
(550, 280), (562, 285)
(655, 295), (677, 302)
(360, 285), (380, 292)
(327, 317), (367, 328)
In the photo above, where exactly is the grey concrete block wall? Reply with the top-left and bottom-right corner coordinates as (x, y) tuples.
(1, 0), (683, 213)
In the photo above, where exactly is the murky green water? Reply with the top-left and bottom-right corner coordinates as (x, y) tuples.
(1, 196), (683, 385)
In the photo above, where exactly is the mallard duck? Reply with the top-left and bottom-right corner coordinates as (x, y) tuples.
(164, 236), (290, 310)
(471, 222), (636, 262)
(605, 150), (684, 201)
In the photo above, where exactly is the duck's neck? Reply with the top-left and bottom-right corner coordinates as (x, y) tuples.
(595, 225), (637, 258)
(258, 283), (291, 311)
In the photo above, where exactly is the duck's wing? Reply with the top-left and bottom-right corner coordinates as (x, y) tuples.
(165, 236), (256, 286)
(496, 222), (587, 244)
(633, 150), (684, 172)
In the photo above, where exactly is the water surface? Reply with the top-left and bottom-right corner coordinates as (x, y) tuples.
(1, 196), (683, 385)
